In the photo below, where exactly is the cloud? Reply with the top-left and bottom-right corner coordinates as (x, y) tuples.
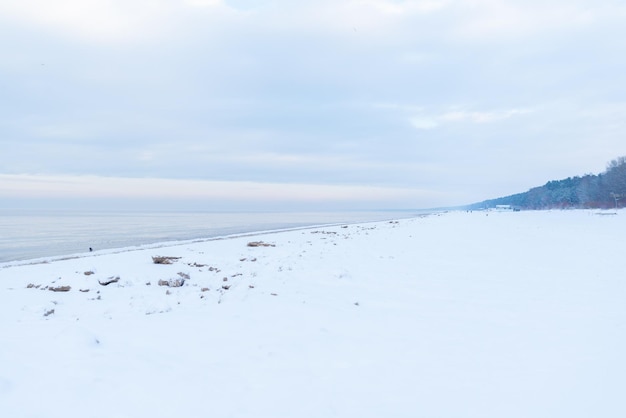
(1, 0), (621, 48)
(184, 0), (223, 7)
(407, 107), (532, 130)
(409, 117), (439, 130)
(0, 0), (232, 43)
(245, 0), (449, 41)
(450, 0), (623, 42)
(0, 0), (147, 42)
(439, 108), (532, 124)
(0, 174), (436, 206)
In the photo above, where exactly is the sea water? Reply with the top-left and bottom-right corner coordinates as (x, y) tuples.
(0, 209), (418, 263)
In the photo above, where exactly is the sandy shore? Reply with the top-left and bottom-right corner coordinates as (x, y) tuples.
(1, 210), (624, 418)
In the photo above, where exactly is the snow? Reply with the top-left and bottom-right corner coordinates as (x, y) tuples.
(1, 210), (625, 418)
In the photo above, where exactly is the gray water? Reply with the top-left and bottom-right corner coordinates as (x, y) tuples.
(0, 210), (419, 263)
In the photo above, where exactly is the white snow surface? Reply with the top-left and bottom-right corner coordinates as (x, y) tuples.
(1, 210), (624, 418)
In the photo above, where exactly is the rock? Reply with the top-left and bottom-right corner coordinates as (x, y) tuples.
(158, 278), (185, 287)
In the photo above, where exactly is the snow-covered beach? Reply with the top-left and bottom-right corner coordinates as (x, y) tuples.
(1, 210), (624, 418)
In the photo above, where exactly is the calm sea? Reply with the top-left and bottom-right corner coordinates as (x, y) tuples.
(0, 210), (419, 263)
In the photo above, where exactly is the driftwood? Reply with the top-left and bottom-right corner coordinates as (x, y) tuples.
(247, 241), (275, 247)
(98, 276), (120, 286)
(152, 256), (181, 264)
(49, 285), (71, 292)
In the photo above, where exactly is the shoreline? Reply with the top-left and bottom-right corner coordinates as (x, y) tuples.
(1, 208), (617, 267)
(0, 210), (424, 266)
(0, 217), (405, 268)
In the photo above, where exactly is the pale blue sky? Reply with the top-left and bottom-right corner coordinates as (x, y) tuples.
(1, 0), (625, 210)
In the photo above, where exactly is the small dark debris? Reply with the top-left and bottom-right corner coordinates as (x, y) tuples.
(98, 276), (120, 286)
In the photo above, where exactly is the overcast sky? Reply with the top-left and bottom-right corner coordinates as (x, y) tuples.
(1, 0), (625, 210)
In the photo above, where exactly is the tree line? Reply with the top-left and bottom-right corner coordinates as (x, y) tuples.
(466, 156), (626, 210)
